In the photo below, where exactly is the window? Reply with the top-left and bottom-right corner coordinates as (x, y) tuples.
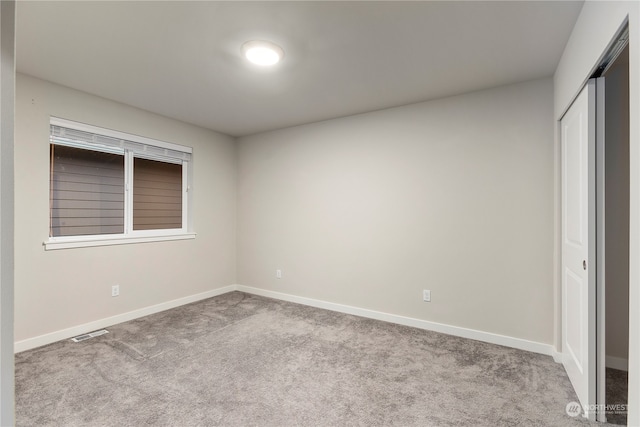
(46, 117), (194, 250)
(50, 145), (125, 237)
(132, 157), (183, 231)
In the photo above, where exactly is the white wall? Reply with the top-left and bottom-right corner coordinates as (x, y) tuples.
(14, 74), (237, 345)
(237, 78), (555, 346)
(553, 1), (639, 423)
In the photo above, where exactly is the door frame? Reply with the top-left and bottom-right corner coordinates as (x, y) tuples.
(595, 77), (606, 423)
(558, 21), (630, 422)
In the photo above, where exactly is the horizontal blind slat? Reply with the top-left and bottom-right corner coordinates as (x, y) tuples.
(50, 181), (124, 194)
(133, 188), (182, 197)
(52, 173), (124, 187)
(50, 200), (124, 210)
(50, 217), (124, 226)
(132, 202), (182, 210)
(52, 191), (125, 202)
(134, 181), (182, 191)
(53, 156), (124, 170)
(51, 209), (124, 218)
(133, 219), (182, 226)
(51, 225), (124, 236)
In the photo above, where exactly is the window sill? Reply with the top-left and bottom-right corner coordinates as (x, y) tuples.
(44, 233), (196, 251)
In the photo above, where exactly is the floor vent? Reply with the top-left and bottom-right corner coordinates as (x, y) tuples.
(71, 329), (109, 343)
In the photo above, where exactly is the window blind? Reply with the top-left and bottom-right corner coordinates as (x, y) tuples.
(50, 124), (192, 163)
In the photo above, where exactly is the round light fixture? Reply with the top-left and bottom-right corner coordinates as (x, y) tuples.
(241, 40), (284, 66)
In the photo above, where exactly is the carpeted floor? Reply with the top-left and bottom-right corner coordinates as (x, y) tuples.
(16, 291), (611, 426)
(606, 368), (628, 425)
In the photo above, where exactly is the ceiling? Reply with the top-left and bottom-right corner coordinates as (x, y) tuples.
(16, 1), (584, 137)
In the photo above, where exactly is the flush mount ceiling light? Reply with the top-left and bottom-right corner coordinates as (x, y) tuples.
(241, 40), (284, 66)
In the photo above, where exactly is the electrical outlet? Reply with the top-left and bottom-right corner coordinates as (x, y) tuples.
(276, 269), (282, 279)
(423, 289), (431, 302)
(112, 285), (120, 297)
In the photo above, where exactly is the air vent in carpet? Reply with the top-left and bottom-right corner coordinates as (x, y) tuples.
(71, 329), (109, 343)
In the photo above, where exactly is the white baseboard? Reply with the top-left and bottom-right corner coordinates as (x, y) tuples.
(235, 285), (556, 357)
(14, 285), (236, 353)
(606, 355), (628, 371)
(15, 284), (557, 359)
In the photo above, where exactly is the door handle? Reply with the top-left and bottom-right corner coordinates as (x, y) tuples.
(583, 260), (587, 270)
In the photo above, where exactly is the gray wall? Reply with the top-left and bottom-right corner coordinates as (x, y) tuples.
(15, 75), (557, 350)
(14, 74), (237, 343)
(1, 1), (15, 424)
(237, 78), (555, 345)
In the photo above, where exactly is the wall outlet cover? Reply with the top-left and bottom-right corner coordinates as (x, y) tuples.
(423, 289), (431, 302)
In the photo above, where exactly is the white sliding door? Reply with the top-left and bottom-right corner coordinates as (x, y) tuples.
(561, 79), (597, 421)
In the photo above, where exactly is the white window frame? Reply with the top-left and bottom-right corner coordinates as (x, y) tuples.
(45, 117), (195, 250)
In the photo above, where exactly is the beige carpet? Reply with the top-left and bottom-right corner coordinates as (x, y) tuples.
(16, 291), (610, 426)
